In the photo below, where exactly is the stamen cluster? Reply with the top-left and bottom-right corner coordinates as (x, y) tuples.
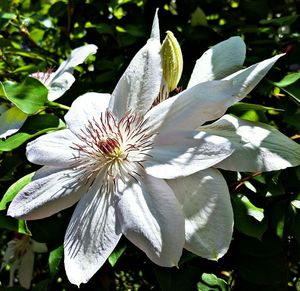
(71, 111), (154, 192)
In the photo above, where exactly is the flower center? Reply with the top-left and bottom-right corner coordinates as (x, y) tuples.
(10, 235), (31, 260)
(71, 111), (154, 192)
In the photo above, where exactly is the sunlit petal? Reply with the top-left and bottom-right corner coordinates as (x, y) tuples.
(115, 174), (185, 266)
(167, 168), (233, 259)
(188, 36), (246, 87)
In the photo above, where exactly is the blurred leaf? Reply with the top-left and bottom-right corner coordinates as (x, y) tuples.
(32, 279), (51, 291)
(94, 23), (114, 34)
(232, 195), (267, 240)
(235, 233), (287, 288)
(239, 109), (260, 122)
(108, 244), (127, 267)
(154, 265), (200, 291)
(197, 273), (228, 291)
(191, 7), (208, 27)
(49, 245), (64, 277)
(293, 210), (300, 244)
(0, 12), (16, 28)
(269, 201), (288, 239)
(48, 1), (67, 18)
(273, 72), (300, 87)
(0, 172), (34, 210)
(3, 77), (48, 114)
(4, 49), (54, 62)
(0, 81), (7, 99)
(260, 15), (298, 26)
(280, 85), (300, 104)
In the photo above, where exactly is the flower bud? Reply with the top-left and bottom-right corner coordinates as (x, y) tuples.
(161, 31), (183, 93)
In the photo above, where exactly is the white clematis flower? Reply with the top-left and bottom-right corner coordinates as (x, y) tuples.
(7, 13), (300, 287)
(31, 44), (98, 101)
(0, 44), (97, 139)
(1, 235), (47, 289)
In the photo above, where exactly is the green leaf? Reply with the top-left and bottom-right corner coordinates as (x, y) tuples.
(0, 132), (32, 151)
(232, 195), (268, 240)
(269, 201), (287, 239)
(0, 114), (65, 151)
(108, 244), (127, 267)
(0, 172), (35, 210)
(3, 77), (48, 114)
(273, 72), (300, 87)
(280, 84), (300, 104)
(231, 102), (283, 112)
(49, 245), (64, 277)
(0, 211), (30, 234)
(197, 273), (228, 291)
(191, 7), (208, 27)
(0, 81), (8, 99)
(260, 15), (298, 26)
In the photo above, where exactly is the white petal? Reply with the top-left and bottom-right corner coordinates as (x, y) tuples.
(47, 72), (75, 101)
(26, 129), (78, 167)
(0, 106), (28, 138)
(145, 80), (234, 134)
(109, 38), (162, 118)
(167, 168), (234, 260)
(144, 130), (234, 179)
(188, 36), (246, 88)
(115, 174), (185, 267)
(50, 44), (98, 82)
(18, 250), (34, 289)
(64, 92), (111, 135)
(64, 179), (121, 287)
(31, 240), (48, 253)
(7, 166), (87, 220)
(150, 9), (160, 41)
(202, 114), (300, 171)
(224, 54), (284, 101)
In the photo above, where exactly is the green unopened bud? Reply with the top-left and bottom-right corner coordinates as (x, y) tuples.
(161, 31), (183, 93)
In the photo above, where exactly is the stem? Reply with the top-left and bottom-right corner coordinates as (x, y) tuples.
(46, 101), (70, 111)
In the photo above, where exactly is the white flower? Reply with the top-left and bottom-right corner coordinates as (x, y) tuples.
(1, 235), (47, 289)
(7, 13), (300, 287)
(31, 44), (98, 101)
(0, 44), (97, 139)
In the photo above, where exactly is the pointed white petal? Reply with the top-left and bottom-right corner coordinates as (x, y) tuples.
(47, 72), (75, 101)
(0, 106), (28, 138)
(145, 80), (235, 134)
(115, 174), (185, 267)
(7, 167), (87, 220)
(188, 36), (246, 88)
(109, 38), (162, 117)
(50, 44), (98, 81)
(167, 168), (234, 260)
(150, 9), (160, 41)
(18, 250), (34, 289)
(65, 92), (111, 135)
(64, 180), (121, 287)
(144, 130), (234, 179)
(201, 114), (300, 171)
(26, 129), (78, 167)
(224, 54), (283, 101)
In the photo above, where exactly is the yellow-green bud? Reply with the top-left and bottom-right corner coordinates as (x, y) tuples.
(161, 31), (183, 93)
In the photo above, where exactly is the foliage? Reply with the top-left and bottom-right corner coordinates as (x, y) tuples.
(0, 0), (300, 290)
